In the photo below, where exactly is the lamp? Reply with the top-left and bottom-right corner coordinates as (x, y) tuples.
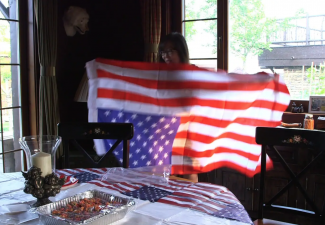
(74, 71), (88, 102)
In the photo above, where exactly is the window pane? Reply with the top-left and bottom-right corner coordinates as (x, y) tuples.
(228, 0), (325, 100)
(0, 108), (22, 172)
(0, 20), (19, 64)
(0, 65), (20, 108)
(185, 20), (217, 59)
(0, 0), (18, 20)
(0, 153), (3, 172)
(185, 0), (217, 20)
(191, 59), (217, 71)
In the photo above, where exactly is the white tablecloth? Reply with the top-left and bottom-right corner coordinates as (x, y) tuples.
(0, 172), (250, 225)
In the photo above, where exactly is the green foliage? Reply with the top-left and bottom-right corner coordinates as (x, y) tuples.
(306, 63), (325, 96)
(184, 0), (304, 69)
(230, 0), (278, 65)
(184, 0), (199, 41)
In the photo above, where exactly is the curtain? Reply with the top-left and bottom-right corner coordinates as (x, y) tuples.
(34, 0), (60, 136)
(141, 0), (162, 62)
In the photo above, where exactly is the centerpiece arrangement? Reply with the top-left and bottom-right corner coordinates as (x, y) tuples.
(19, 135), (65, 207)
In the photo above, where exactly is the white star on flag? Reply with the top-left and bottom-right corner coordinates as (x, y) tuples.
(136, 134), (141, 140)
(154, 154), (158, 159)
(145, 116), (151, 122)
(160, 135), (165, 140)
(155, 129), (161, 134)
(104, 111), (111, 116)
(151, 123), (157, 128)
(164, 124), (170, 129)
(130, 141), (135, 147)
(159, 117), (165, 123)
(136, 148), (141, 154)
(148, 135), (154, 140)
(171, 117), (177, 123)
(146, 161), (151, 166)
(164, 153), (168, 158)
(117, 112), (124, 118)
(137, 121), (143, 127)
(111, 118), (117, 122)
(149, 148), (153, 153)
(133, 160), (138, 166)
(143, 142), (147, 147)
(131, 114), (137, 119)
(159, 146), (164, 152)
(141, 155), (146, 160)
(168, 130), (174, 135)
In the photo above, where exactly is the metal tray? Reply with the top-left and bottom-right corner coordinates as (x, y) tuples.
(35, 190), (135, 225)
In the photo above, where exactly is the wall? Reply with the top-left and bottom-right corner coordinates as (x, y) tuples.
(56, 0), (144, 123)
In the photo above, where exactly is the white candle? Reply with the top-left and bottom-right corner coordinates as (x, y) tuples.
(32, 152), (52, 177)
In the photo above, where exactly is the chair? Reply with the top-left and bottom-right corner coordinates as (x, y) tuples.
(57, 122), (134, 169)
(255, 127), (325, 225)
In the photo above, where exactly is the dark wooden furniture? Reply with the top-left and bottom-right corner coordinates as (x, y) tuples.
(256, 127), (325, 225)
(57, 122), (134, 169)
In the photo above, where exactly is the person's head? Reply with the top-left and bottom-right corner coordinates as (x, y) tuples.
(158, 32), (190, 64)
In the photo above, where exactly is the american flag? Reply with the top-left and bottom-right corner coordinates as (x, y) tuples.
(55, 168), (253, 224)
(86, 58), (290, 177)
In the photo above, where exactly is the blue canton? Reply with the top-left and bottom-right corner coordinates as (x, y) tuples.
(122, 186), (173, 202)
(73, 172), (100, 183)
(98, 109), (180, 168)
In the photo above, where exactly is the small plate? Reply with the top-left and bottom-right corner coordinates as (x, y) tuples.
(60, 175), (78, 190)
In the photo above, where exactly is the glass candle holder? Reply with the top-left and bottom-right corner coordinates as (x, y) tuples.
(19, 135), (62, 175)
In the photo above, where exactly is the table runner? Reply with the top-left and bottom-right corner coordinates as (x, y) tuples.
(56, 168), (253, 224)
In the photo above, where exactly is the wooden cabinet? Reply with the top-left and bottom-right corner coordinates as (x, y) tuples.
(215, 168), (254, 210)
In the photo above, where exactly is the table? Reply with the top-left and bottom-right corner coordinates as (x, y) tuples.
(0, 168), (253, 225)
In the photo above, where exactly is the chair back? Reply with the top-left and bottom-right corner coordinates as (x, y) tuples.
(57, 122), (133, 169)
(255, 127), (325, 224)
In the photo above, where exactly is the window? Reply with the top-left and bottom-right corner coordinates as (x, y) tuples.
(182, 0), (218, 70)
(183, 0), (325, 100)
(0, 0), (23, 173)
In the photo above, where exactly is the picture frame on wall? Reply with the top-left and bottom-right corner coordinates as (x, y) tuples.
(309, 96), (325, 113)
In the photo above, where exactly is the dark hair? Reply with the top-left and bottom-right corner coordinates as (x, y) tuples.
(158, 32), (190, 64)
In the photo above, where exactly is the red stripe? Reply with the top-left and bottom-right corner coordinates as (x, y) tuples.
(98, 88), (288, 111)
(158, 199), (194, 208)
(97, 69), (288, 92)
(172, 146), (261, 161)
(192, 203), (224, 213)
(171, 159), (273, 177)
(87, 181), (120, 192)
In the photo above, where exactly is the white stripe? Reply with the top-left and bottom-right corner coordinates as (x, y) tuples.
(113, 183), (134, 191)
(175, 190), (211, 199)
(173, 138), (260, 154)
(77, 168), (103, 176)
(161, 198), (197, 207)
(200, 202), (223, 211)
(177, 122), (257, 140)
(172, 152), (260, 171)
(183, 187), (217, 197)
(57, 170), (72, 176)
(162, 196), (201, 205)
(95, 77), (290, 105)
(95, 98), (285, 121)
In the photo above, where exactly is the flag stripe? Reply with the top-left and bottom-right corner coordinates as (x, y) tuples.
(98, 88), (288, 111)
(97, 69), (289, 91)
(94, 77), (290, 105)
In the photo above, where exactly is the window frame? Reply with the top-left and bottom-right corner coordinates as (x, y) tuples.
(0, 0), (33, 172)
(181, 0), (228, 71)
